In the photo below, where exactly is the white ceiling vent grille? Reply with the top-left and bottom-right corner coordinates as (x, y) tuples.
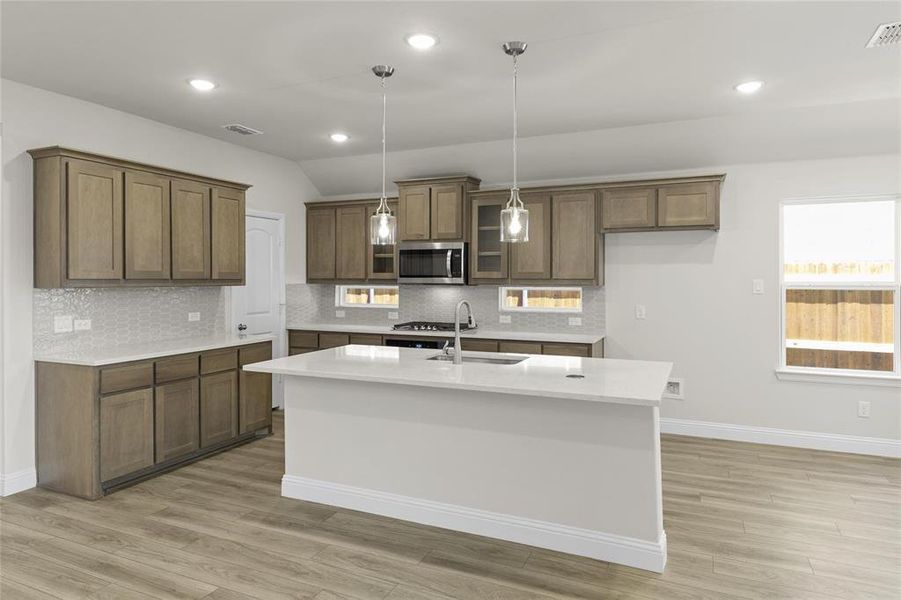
(866, 21), (901, 48)
(222, 123), (263, 136)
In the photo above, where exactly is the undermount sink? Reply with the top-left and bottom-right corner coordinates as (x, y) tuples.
(427, 352), (528, 365)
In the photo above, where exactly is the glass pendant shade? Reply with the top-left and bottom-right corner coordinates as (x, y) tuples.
(500, 189), (529, 243)
(370, 207), (396, 245)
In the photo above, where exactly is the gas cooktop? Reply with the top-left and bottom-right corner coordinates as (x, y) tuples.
(392, 321), (476, 332)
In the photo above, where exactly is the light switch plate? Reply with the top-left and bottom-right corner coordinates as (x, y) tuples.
(499, 315), (512, 324)
(752, 279), (765, 295)
(74, 319), (92, 331)
(858, 400), (871, 418)
(568, 317), (582, 326)
(635, 304), (647, 320)
(388, 312), (399, 320)
(53, 315), (73, 333)
(188, 312), (200, 322)
(335, 310), (346, 318)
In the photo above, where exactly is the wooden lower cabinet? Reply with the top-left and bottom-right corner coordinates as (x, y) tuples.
(239, 343), (273, 433)
(155, 379), (200, 463)
(100, 388), (154, 482)
(498, 341), (542, 354)
(460, 339), (499, 352)
(542, 343), (591, 357)
(200, 370), (239, 448)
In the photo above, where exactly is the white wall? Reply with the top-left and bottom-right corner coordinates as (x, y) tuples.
(0, 80), (319, 489)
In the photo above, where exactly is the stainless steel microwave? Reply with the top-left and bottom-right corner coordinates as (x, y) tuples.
(397, 241), (467, 285)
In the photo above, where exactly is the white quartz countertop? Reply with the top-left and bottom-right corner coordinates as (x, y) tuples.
(34, 333), (275, 367)
(289, 322), (605, 345)
(245, 344), (670, 407)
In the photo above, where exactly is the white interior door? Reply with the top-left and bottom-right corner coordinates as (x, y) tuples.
(232, 211), (285, 407)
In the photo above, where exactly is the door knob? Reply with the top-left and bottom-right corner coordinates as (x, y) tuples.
(237, 323), (248, 331)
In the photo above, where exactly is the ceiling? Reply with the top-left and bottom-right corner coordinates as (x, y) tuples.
(2, 1), (899, 164)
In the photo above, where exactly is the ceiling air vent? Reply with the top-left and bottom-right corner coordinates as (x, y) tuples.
(222, 123), (263, 136)
(866, 21), (901, 48)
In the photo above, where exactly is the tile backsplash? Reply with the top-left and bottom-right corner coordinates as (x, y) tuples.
(33, 287), (227, 355)
(287, 283), (605, 333)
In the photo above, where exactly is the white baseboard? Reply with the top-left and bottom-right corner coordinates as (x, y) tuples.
(282, 475), (666, 572)
(660, 418), (900, 458)
(0, 469), (37, 497)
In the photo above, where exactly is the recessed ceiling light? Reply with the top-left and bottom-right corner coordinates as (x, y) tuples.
(735, 80), (764, 94)
(405, 33), (438, 50)
(188, 79), (217, 91)
(330, 132), (350, 143)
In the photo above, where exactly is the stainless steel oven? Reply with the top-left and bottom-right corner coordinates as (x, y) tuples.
(397, 241), (467, 284)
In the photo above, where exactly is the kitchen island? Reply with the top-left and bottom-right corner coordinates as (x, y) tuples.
(245, 344), (673, 571)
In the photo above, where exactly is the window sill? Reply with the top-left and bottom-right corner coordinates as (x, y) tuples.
(775, 368), (901, 388)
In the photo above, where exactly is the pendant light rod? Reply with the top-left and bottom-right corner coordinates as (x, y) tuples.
(503, 42), (526, 204)
(372, 64), (395, 211)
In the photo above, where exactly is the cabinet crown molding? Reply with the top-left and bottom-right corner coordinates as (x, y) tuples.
(395, 174), (481, 186)
(468, 174), (725, 197)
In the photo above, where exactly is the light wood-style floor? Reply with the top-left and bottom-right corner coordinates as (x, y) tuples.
(2, 411), (899, 600)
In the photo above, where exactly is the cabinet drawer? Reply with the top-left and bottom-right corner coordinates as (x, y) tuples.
(289, 347), (317, 356)
(100, 362), (153, 394)
(542, 343), (591, 357)
(460, 339), (498, 352)
(319, 333), (350, 349)
(289, 331), (318, 349)
(201, 349), (238, 374)
(498, 341), (542, 354)
(155, 354), (199, 383)
(349, 334), (382, 346)
(239, 342), (272, 366)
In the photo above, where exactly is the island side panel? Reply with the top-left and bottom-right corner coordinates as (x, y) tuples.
(282, 377), (665, 570)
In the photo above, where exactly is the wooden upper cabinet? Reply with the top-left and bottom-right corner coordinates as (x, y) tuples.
(470, 194), (508, 280)
(171, 179), (211, 280)
(99, 387), (154, 482)
(29, 147), (250, 288)
(211, 187), (245, 281)
(66, 159), (124, 280)
(399, 185), (431, 240)
(124, 171), (170, 280)
(430, 184), (464, 240)
(552, 191), (597, 281)
(335, 205), (367, 280)
(658, 182), (718, 229)
(510, 193), (551, 280)
(307, 206), (336, 280)
(602, 188), (657, 230)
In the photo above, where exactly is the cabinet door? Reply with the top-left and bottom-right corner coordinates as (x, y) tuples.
(155, 379), (199, 463)
(399, 185), (431, 240)
(658, 182), (718, 228)
(239, 343), (272, 434)
(542, 343), (591, 357)
(66, 159), (124, 280)
(367, 201), (397, 280)
(171, 179), (211, 280)
(100, 388), (153, 481)
(430, 184), (464, 240)
(200, 370), (238, 448)
(211, 187), (245, 280)
(552, 192), (597, 281)
(124, 171), (170, 280)
(307, 207), (336, 280)
(499, 341), (542, 354)
(602, 188), (656, 230)
(335, 205), (367, 280)
(471, 195), (508, 280)
(510, 193), (551, 280)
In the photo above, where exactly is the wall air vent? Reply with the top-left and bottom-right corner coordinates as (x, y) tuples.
(222, 123), (263, 136)
(866, 21), (901, 47)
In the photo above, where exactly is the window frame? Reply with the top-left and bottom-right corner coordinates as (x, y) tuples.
(334, 285), (399, 309)
(498, 286), (583, 314)
(777, 194), (901, 384)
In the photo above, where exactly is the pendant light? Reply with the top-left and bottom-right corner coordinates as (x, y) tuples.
(370, 65), (397, 245)
(500, 41), (528, 243)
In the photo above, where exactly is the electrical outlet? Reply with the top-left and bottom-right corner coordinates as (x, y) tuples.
(335, 310), (346, 318)
(568, 317), (582, 326)
(752, 279), (765, 295)
(635, 304), (647, 320)
(388, 312), (399, 320)
(663, 378), (685, 400)
(74, 319), (92, 331)
(53, 315), (73, 333)
(499, 315), (512, 324)
(858, 400), (871, 418)
(187, 312), (200, 322)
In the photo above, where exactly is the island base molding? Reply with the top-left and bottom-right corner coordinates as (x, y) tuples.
(282, 474), (667, 572)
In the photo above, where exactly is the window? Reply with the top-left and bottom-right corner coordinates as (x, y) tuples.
(499, 287), (582, 313)
(335, 285), (398, 309)
(780, 197), (900, 379)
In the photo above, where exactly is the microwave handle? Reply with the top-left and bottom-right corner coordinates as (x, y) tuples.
(446, 250), (453, 278)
